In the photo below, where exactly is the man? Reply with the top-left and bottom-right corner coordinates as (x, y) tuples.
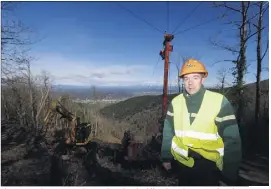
(160, 58), (242, 186)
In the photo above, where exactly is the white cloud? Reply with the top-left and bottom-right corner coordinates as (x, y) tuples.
(30, 52), (241, 87)
(30, 53), (167, 86)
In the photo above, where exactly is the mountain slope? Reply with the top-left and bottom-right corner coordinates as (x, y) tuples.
(100, 79), (268, 122)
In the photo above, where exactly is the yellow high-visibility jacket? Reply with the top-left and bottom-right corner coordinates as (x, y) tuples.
(161, 86), (242, 182)
(170, 90), (224, 170)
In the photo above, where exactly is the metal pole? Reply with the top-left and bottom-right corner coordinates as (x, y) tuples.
(160, 33), (174, 119)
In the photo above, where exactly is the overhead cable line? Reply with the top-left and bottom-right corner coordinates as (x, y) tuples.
(174, 16), (221, 36)
(167, 1), (170, 32)
(172, 2), (203, 34)
(151, 55), (162, 78)
(116, 2), (164, 34)
(147, 54), (161, 90)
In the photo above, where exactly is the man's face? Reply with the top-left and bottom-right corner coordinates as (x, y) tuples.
(182, 73), (205, 95)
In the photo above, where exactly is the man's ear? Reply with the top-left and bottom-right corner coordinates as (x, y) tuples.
(201, 77), (206, 84)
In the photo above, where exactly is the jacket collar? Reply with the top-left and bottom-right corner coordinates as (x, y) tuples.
(183, 84), (206, 100)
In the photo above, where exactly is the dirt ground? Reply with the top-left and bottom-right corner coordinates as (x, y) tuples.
(1, 121), (269, 186)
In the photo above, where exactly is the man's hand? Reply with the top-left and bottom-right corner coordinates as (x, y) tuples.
(163, 162), (172, 171)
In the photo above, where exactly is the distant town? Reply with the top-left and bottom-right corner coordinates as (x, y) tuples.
(72, 98), (126, 104)
(72, 91), (164, 104)
(52, 84), (170, 103)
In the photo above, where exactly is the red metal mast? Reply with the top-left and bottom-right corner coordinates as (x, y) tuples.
(159, 33), (174, 120)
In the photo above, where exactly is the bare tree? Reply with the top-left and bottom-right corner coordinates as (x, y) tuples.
(211, 2), (269, 155)
(1, 2), (54, 141)
(35, 71), (52, 134)
(2, 76), (26, 124)
(1, 2), (42, 80)
(215, 67), (231, 94)
(211, 2), (252, 125)
(9, 54), (40, 131)
(1, 2), (35, 119)
(2, 75), (32, 126)
(253, 1), (269, 127)
(23, 56), (38, 129)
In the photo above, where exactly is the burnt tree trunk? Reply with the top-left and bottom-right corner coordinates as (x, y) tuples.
(255, 1), (264, 128)
(236, 1), (249, 125)
(253, 1), (269, 154)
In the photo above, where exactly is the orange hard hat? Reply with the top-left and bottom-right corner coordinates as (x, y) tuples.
(179, 58), (208, 78)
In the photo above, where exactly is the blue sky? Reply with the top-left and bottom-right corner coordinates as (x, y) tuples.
(4, 1), (269, 87)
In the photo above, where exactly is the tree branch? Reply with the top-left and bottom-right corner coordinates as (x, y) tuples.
(261, 39), (269, 61)
(245, 1), (250, 14)
(244, 4), (268, 26)
(36, 87), (50, 122)
(245, 26), (266, 42)
(214, 2), (242, 13)
(210, 39), (239, 53)
(263, 5), (269, 15)
(212, 60), (235, 66)
(223, 20), (241, 28)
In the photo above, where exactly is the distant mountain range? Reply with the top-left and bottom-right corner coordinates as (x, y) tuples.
(51, 79), (268, 100)
(51, 84), (180, 100)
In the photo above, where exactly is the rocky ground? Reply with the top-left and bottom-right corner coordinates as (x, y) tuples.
(1, 121), (269, 186)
